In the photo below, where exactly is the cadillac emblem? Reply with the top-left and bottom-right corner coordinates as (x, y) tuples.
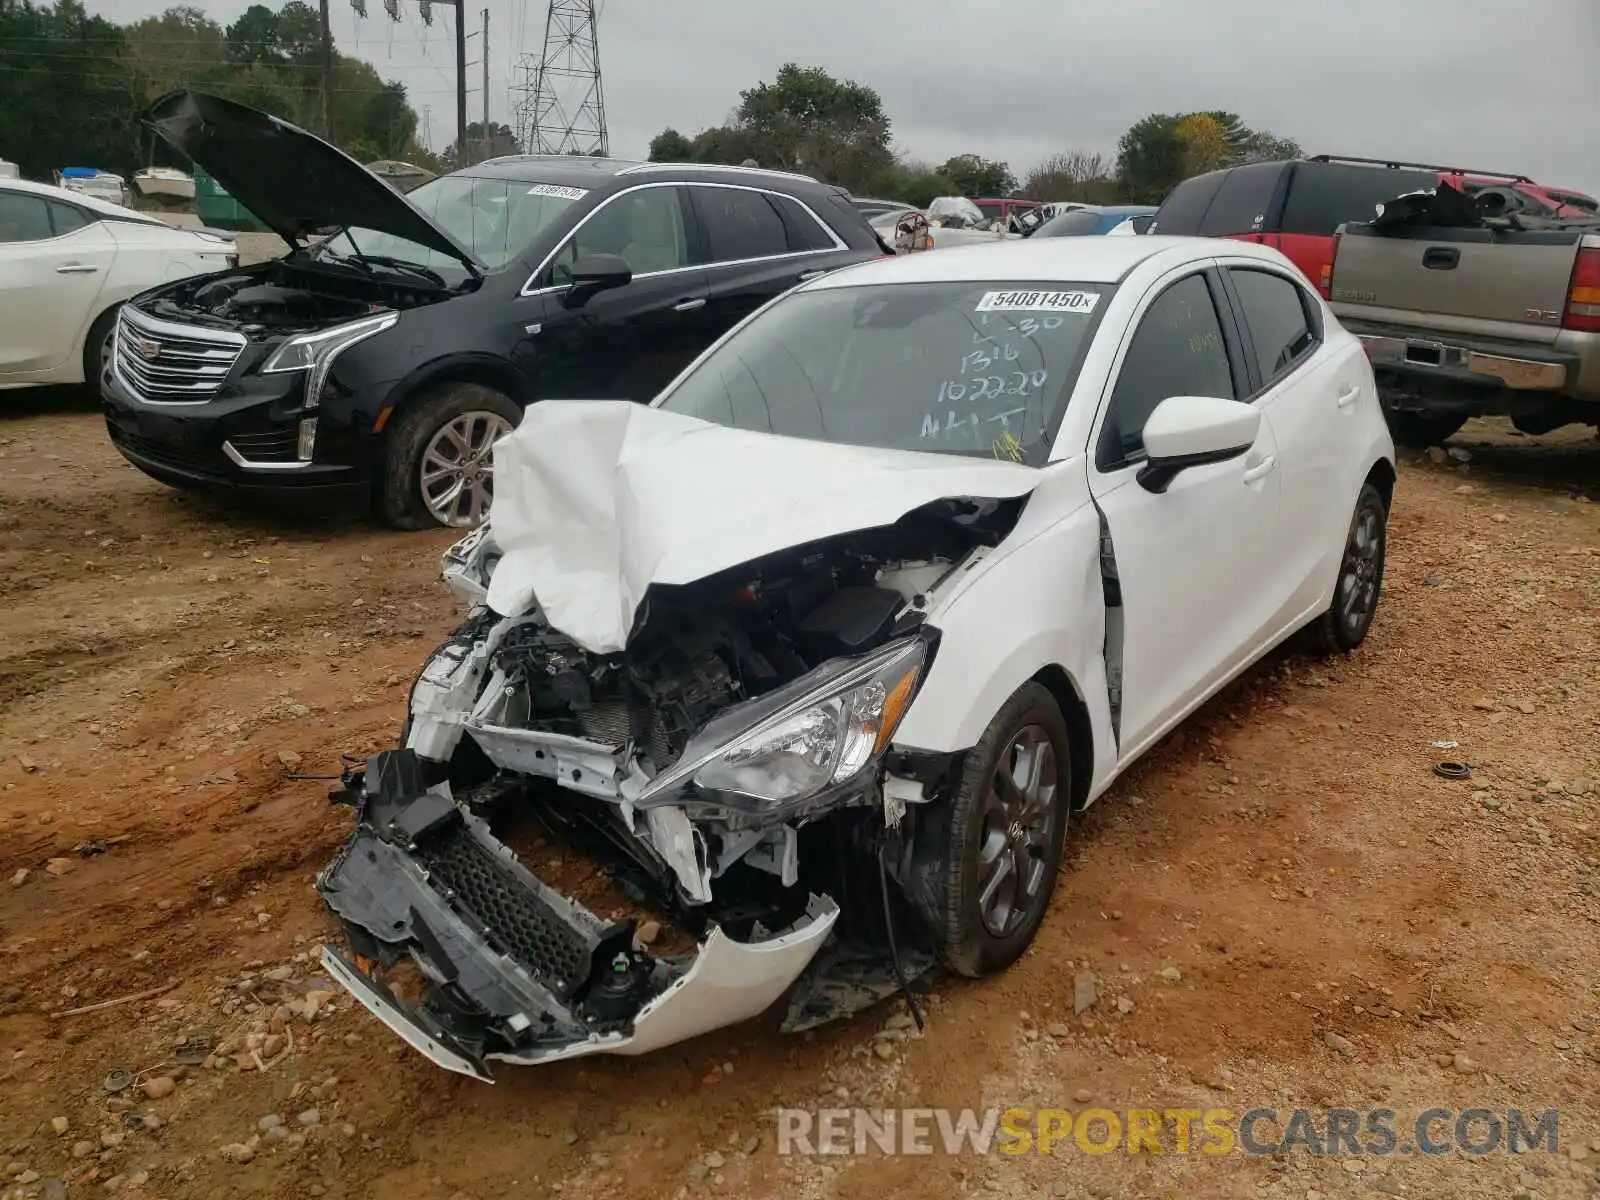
(133, 337), (161, 361)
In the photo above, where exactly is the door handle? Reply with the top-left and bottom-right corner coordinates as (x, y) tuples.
(1242, 455), (1277, 484)
(1421, 246), (1459, 270)
(672, 298), (706, 312)
(1336, 384), (1360, 408)
(55, 263), (99, 274)
(797, 269), (827, 282)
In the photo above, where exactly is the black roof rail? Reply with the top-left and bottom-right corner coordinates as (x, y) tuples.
(1306, 154), (1534, 184)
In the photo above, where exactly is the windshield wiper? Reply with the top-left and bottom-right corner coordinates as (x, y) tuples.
(348, 254), (449, 290)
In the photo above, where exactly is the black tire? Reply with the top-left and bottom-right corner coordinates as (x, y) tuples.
(377, 383), (521, 530)
(82, 305), (120, 391)
(1382, 408), (1465, 448)
(1305, 482), (1388, 656)
(934, 682), (1072, 978)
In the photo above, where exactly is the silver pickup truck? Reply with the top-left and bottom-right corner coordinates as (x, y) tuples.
(1328, 199), (1600, 445)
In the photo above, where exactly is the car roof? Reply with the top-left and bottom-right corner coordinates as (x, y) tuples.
(807, 235), (1289, 289)
(0, 176), (165, 224)
(457, 156), (827, 193)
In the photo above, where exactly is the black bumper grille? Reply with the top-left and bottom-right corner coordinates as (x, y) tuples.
(108, 425), (226, 480)
(414, 827), (593, 997)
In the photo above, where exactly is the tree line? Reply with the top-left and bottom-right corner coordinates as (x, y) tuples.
(0, 0), (448, 182)
(647, 64), (1302, 206)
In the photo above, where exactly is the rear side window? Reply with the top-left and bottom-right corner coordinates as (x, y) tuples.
(1278, 164), (1436, 235)
(1197, 163), (1284, 236)
(0, 191), (54, 242)
(694, 186), (790, 262)
(1150, 171), (1227, 235)
(49, 202), (91, 235)
(1228, 268), (1318, 387)
(769, 194), (836, 252)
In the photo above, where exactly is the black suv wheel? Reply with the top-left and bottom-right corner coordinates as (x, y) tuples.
(379, 383), (520, 530)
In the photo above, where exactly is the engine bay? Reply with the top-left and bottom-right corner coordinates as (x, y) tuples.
(138, 257), (449, 335)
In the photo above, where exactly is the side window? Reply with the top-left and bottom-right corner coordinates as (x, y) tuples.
(551, 187), (689, 280)
(1278, 164), (1436, 235)
(694, 187), (790, 263)
(1228, 268), (1319, 387)
(0, 192), (54, 242)
(49, 202), (91, 235)
(769, 194), (836, 252)
(1196, 162), (1283, 236)
(1100, 274), (1236, 466)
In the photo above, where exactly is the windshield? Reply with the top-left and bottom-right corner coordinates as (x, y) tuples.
(1036, 209), (1106, 237)
(323, 174), (586, 284)
(656, 280), (1109, 462)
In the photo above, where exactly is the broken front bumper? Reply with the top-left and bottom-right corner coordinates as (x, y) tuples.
(314, 751), (838, 1081)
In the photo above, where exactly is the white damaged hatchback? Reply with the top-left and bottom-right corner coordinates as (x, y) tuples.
(317, 237), (1396, 1079)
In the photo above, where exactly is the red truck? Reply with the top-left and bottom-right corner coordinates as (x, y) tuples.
(1149, 154), (1597, 289)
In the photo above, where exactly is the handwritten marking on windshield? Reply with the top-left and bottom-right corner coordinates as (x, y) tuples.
(992, 430), (1023, 462)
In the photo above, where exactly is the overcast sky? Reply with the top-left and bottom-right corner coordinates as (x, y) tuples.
(86, 0), (1600, 194)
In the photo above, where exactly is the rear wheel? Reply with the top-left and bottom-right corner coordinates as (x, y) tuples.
(378, 383), (520, 530)
(934, 682), (1072, 978)
(82, 305), (120, 390)
(1306, 482), (1388, 655)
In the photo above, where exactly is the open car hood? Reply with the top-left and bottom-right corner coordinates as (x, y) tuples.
(142, 90), (478, 270)
(485, 400), (1041, 653)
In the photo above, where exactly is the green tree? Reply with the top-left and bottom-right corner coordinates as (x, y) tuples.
(939, 154), (1015, 197)
(861, 158), (956, 207)
(0, 0), (137, 179)
(732, 63), (893, 191)
(647, 128), (693, 162)
(1115, 110), (1300, 202)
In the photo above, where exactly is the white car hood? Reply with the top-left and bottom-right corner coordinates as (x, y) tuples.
(485, 400), (1040, 653)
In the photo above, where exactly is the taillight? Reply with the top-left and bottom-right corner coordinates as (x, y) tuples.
(1318, 232), (1340, 300)
(1562, 240), (1600, 332)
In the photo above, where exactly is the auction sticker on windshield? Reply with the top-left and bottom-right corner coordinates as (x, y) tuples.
(527, 184), (589, 199)
(976, 290), (1100, 314)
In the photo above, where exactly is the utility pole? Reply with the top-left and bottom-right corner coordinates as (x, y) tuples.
(318, 0), (333, 139)
(481, 8), (489, 144)
(452, 0), (466, 158)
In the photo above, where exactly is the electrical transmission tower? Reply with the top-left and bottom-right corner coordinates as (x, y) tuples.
(513, 0), (608, 156)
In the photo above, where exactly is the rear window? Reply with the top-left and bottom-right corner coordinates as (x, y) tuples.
(1150, 170), (1229, 235)
(1197, 162), (1285, 236)
(1035, 210), (1104, 237)
(1278, 163), (1437, 235)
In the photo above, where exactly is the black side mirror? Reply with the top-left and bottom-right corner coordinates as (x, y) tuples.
(556, 252), (632, 308)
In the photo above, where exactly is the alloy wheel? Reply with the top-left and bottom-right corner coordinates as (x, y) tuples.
(976, 724), (1060, 938)
(419, 410), (513, 528)
(1337, 503), (1383, 636)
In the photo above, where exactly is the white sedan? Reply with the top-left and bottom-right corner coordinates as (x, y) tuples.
(0, 178), (237, 392)
(315, 235), (1395, 1079)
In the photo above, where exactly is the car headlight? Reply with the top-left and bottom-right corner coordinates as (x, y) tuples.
(641, 636), (928, 812)
(260, 311), (399, 408)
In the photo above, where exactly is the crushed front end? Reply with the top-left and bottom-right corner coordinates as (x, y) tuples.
(316, 497), (1021, 1077)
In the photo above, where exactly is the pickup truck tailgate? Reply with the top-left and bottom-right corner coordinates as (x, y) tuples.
(1331, 225), (1582, 345)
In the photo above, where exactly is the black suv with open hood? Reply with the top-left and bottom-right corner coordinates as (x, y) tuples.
(102, 91), (884, 528)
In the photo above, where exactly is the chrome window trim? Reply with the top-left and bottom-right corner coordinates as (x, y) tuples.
(517, 180), (849, 299)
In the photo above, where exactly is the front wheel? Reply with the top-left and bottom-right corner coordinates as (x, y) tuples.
(1306, 482), (1388, 655)
(933, 682), (1072, 978)
(82, 305), (121, 390)
(377, 383), (520, 530)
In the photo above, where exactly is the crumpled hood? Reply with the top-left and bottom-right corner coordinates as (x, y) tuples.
(485, 400), (1040, 653)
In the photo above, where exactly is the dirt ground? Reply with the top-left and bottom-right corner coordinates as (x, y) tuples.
(0, 393), (1596, 1200)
